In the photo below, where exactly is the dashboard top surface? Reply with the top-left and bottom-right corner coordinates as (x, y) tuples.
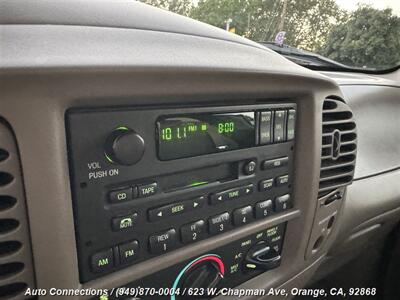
(0, 0), (263, 50)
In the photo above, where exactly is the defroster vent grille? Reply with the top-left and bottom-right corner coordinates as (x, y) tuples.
(0, 120), (35, 299)
(319, 98), (357, 198)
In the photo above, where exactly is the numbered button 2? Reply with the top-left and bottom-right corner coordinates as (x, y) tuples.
(209, 212), (231, 234)
(181, 220), (206, 244)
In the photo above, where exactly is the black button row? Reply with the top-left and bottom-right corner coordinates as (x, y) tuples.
(149, 194), (291, 254)
(259, 174), (290, 191)
(109, 182), (158, 203)
(94, 194), (291, 273)
(91, 240), (139, 273)
(259, 109), (296, 145)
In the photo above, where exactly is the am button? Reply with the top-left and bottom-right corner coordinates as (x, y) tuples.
(91, 249), (114, 273)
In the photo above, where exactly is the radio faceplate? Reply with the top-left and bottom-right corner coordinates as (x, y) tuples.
(66, 103), (296, 282)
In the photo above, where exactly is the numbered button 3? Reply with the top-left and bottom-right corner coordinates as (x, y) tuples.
(209, 212), (231, 234)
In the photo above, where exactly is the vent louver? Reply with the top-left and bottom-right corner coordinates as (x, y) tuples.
(319, 98), (357, 198)
(0, 120), (35, 299)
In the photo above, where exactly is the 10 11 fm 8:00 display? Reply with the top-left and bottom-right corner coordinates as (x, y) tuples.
(157, 112), (255, 160)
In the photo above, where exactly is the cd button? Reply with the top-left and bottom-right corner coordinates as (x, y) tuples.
(109, 187), (134, 203)
(149, 229), (177, 254)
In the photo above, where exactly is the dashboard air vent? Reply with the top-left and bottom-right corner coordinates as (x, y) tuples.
(0, 120), (35, 298)
(319, 98), (357, 197)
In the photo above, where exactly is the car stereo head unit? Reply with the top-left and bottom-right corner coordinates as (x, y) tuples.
(66, 103), (296, 283)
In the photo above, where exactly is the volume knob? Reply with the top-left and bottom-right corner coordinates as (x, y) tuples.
(104, 127), (145, 166)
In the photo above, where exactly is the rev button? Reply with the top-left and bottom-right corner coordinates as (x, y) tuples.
(149, 229), (177, 254)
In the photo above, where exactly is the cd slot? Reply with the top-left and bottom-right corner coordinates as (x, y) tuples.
(160, 162), (238, 192)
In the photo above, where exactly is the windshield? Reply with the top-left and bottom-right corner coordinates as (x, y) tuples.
(140, 0), (400, 71)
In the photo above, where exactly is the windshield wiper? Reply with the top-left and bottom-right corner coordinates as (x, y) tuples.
(257, 41), (397, 73)
(259, 41), (351, 68)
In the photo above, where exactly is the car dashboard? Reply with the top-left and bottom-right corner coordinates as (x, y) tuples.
(0, 1), (399, 299)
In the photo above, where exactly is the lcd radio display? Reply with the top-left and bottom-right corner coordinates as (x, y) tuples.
(157, 112), (255, 160)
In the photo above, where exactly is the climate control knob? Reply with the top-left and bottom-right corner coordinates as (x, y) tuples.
(172, 255), (224, 300)
(244, 241), (281, 271)
(104, 127), (145, 166)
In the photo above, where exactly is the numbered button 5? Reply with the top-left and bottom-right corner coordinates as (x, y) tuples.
(181, 220), (206, 244)
(209, 212), (231, 234)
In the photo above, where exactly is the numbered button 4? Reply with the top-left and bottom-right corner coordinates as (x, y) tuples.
(233, 206), (254, 226)
(181, 220), (206, 244)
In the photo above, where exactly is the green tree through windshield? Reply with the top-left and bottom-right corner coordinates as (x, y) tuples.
(141, 0), (400, 70)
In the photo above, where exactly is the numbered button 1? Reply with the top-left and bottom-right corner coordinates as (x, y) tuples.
(149, 229), (177, 254)
(181, 220), (206, 244)
(233, 206), (254, 226)
(209, 212), (231, 234)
